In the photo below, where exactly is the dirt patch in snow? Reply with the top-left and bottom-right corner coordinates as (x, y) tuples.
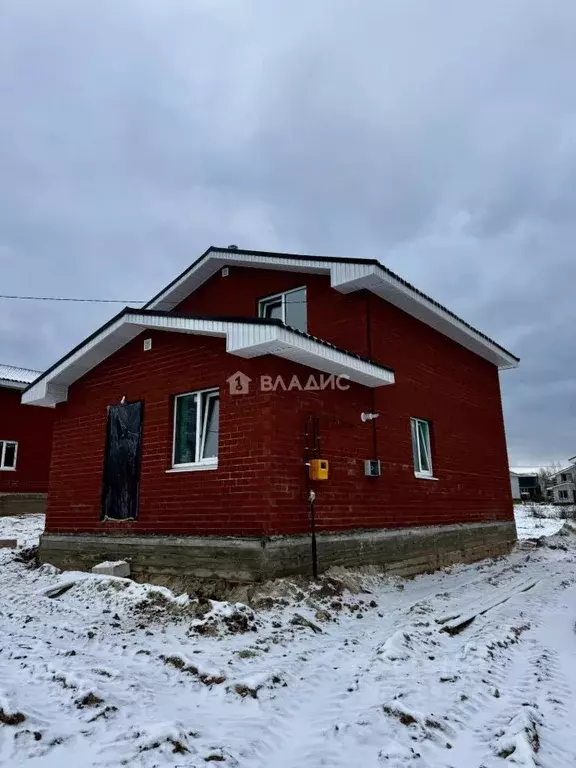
(0, 709), (26, 725)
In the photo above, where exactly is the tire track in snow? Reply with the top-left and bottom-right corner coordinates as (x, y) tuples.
(443, 574), (576, 767)
(242, 562), (571, 767)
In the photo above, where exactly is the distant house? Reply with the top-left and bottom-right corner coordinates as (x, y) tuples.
(509, 469), (541, 502)
(0, 364), (55, 515)
(22, 246), (519, 582)
(510, 472), (521, 501)
(548, 461), (576, 504)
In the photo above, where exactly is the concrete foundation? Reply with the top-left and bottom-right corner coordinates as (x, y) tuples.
(0, 493), (47, 517)
(38, 520), (517, 587)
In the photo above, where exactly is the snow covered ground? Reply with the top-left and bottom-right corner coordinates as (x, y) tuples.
(513, 503), (565, 540)
(1, 510), (576, 767)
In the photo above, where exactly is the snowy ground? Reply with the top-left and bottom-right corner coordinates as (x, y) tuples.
(513, 503), (565, 540)
(1, 510), (576, 767)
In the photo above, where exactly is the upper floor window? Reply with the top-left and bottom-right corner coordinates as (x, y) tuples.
(258, 286), (307, 332)
(0, 440), (18, 471)
(172, 388), (219, 469)
(411, 418), (433, 477)
(561, 473), (568, 482)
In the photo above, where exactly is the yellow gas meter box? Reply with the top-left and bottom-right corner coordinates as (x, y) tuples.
(309, 459), (329, 480)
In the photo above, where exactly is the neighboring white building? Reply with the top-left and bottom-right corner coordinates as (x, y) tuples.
(548, 461), (576, 504)
(509, 467), (541, 501)
(510, 471), (521, 501)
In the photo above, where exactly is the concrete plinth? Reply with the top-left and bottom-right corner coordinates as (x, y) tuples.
(0, 493), (47, 516)
(38, 520), (517, 587)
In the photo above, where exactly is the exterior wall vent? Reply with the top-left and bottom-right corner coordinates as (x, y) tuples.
(364, 459), (381, 477)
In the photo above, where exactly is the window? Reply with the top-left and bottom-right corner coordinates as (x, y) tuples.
(172, 388), (219, 468)
(0, 441), (18, 470)
(559, 490), (569, 501)
(258, 286), (307, 332)
(411, 418), (433, 477)
(561, 473), (567, 482)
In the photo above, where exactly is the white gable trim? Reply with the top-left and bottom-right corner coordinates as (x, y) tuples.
(22, 313), (394, 407)
(146, 249), (518, 370)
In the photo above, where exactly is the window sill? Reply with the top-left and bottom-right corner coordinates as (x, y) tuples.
(0, 467), (16, 472)
(166, 463), (218, 473)
(414, 472), (439, 481)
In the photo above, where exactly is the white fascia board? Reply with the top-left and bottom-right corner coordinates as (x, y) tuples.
(146, 250), (518, 370)
(227, 325), (394, 387)
(148, 250), (333, 312)
(331, 262), (517, 370)
(22, 314), (394, 406)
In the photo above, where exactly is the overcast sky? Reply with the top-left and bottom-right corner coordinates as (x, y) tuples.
(1, 0), (575, 466)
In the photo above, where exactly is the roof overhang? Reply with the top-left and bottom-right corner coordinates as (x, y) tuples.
(22, 311), (395, 407)
(0, 379), (27, 390)
(549, 466), (575, 478)
(145, 247), (519, 370)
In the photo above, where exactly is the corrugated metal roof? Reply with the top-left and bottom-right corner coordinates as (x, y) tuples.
(0, 363), (41, 386)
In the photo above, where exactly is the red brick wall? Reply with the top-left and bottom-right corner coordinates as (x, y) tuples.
(175, 266), (369, 357)
(0, 386), (54, 493)
(45, 265), (513, 536)
(263, 292), (513, 535)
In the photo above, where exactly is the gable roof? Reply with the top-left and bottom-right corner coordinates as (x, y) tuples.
(22, 309), (395, 406)
(0, 363), (41, 390)
(144, 246), (519, 370)
(550, 465), (576, 479)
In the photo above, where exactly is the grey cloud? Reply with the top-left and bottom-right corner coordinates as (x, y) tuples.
(1, 0), (575, 464)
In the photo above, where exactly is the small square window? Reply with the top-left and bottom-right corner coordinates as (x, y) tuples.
(410, 418), (433, 477)
(0, 440), (18, 470)
(258, 286), (307, 332)
(173, 389), (219, 468)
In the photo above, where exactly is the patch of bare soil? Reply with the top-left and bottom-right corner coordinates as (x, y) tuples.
(160, 655), (226, 686)
(75, 693), (104, 709)
(0, 709), (26, 725)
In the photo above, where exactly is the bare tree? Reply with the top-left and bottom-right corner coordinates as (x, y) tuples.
(537, 462), (561, 500)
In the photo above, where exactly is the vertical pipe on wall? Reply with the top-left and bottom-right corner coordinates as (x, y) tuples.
(304, 413), (320, 579)
(365, 295), (378, 457)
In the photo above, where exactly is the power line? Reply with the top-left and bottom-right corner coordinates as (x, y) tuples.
(0, 294), (145, 304)
(0, 294), (308, 305)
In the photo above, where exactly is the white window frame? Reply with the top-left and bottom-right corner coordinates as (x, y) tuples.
(258, 286), (307, 330)
(0, 440), (18, 471)
(411, 418), (433, 478)
(171, 388), (219, 470)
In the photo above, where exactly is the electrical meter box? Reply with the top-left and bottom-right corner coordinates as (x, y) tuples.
(309, 459), (329, 480)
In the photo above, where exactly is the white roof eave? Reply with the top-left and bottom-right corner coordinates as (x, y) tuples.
(22, 313), (394, 407)
(146, 250), (518, 370)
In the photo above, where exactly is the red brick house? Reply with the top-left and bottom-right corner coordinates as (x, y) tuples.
(0, 364), (55, 515)
(22, 247), (519, 582)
